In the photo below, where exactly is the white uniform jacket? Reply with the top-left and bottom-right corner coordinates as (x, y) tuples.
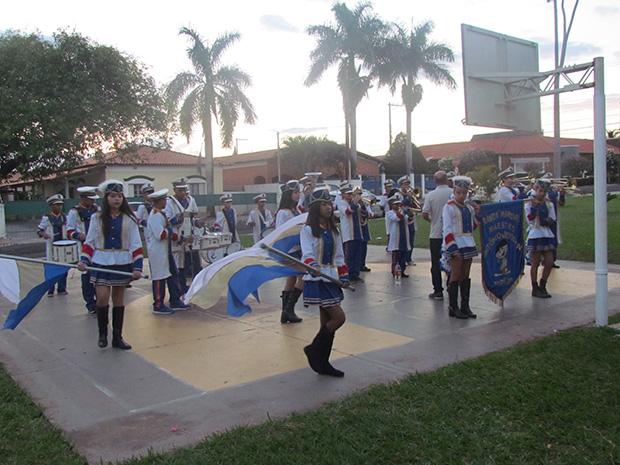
(81, 212), (143, 267)
(37, 213), (67, 261)
(215, 208), (240, 242)
(146, 209), (178, 280)
(247, 208), (274, 244)
(300, 225), (347, 283)
(386, 210), (412, 252)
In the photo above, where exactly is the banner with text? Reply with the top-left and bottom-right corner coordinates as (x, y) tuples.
(480, 200), (524, 304)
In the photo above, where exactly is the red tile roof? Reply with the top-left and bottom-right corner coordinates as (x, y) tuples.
(102, 146), (200, 165)
(419, 133), (619, 160)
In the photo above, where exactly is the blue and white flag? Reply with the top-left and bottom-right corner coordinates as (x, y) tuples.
(185, 213), (307, 316)
(480, 200), (525, 304)
(0, 258), (69, 330)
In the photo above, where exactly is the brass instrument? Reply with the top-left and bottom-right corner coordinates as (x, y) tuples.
(402, 186), (422, 212)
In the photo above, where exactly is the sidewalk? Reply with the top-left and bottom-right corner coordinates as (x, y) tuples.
(0, 245), (619, 464)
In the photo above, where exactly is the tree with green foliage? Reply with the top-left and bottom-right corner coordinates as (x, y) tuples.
(280, 135), (348, 179)
(458, 149), (498, 175)
(383, 132), (428, 175)
(306, 1), (389, 178)
(166, 27), (256, 195)
(0, 30), (169, 182)
(374, 21), (456, 178)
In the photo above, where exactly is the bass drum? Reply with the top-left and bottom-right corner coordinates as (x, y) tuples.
(203, 242), (244, 264)
(260, 226), (275, 240)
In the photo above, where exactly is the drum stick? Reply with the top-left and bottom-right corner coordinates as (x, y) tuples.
(258, 244), (354, 292)
(0, 254), (149, 279)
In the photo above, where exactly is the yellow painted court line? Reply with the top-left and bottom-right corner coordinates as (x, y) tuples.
(124, 295), (412, 392)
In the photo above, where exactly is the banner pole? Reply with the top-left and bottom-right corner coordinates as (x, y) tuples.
(0, 253), (148, 279)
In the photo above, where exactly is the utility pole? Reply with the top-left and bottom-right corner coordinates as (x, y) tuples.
(388, 103), (403, 148)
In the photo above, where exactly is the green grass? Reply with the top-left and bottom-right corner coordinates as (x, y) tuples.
(0, 366), (87, 465)
(4, 324), (619, 464)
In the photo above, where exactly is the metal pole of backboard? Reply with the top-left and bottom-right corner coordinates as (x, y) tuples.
(593, 57), (608, 326)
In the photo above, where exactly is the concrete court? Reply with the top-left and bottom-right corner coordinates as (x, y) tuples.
(0, 245), (619, 464)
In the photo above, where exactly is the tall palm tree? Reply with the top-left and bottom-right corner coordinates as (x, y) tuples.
(166, 27), (256, 194)
(375, 21), (456, 179)
(306, 2), (388, 178)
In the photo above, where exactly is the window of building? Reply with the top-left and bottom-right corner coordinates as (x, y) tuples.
(187, 177), (207, 196)
(125, 178), (154, 198)
(254, 175), (266, 184)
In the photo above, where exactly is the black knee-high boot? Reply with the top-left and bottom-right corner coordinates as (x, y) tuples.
(281, 290), (291, 312)
(281, 287), (303, 323)
(448, 281), (468, 319)
(303, 326), (325, 373)
(96, 305), (109, 348)
(319, 328), (344, 377)
(460, 278), (477, 318)
(111, 306), (131, 350)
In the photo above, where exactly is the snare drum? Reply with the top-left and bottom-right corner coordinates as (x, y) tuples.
(210, 232), (232, 245)
(197, 234), (221, 251)
(52, 240), (80, 264)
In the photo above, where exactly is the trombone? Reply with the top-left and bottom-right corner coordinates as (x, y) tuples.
(403, 186), (423, 212)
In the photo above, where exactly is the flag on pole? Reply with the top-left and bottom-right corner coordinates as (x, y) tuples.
(185, 213), (308, 316)
(0, 258), (69, 330)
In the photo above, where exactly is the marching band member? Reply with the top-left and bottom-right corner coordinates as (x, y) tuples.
(442, 176), (481, 319)
(38, 194), (68, 296)
(78, 180), (143, 350)
(300, 188), (349, 377)
(297, 176), (314, 213)
(146, 189), (190, 314)
(397, 176), (418, 266)
(496, 168), (519, 202)
(165, 178), (204, 293)
(246, 193), (273, 244)
(380, 180), (395, 252)
(136, 185), (155, 227)
(335, 183), (366, 283)
(276, 180), (303, 323)
(353, 186), (373, 272)
(214, 194), (240, 242)
(386, 193), (412, 279)
(525, 178), (556, 298)
(67, 186), (99, 312)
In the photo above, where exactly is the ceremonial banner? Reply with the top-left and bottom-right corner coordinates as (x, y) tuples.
(0, 258), (68, 330)
(185, 213), (307, 316)
(480, 200), (524, 304)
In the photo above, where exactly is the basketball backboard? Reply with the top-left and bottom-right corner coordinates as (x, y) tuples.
(461, 24), (542, 133)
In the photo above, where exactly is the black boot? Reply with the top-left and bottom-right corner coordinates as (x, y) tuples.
(460, 278), (477, 318)
(303, 326), (326, 374)
(319, 328), (344, 377)
(532, 281), (547, 298)
(281, 288), (303, 323)
(280, 290), (291, 312)
(539, 279), (551, 298)
(96, 305), (109, 348)
(448, 281), (468, 319)
(111, 306), (132, 350)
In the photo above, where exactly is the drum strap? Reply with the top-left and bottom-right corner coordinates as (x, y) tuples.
(258, 210), (267, 231)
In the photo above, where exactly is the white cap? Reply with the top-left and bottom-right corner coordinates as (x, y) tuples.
(148, 188), (169, 201)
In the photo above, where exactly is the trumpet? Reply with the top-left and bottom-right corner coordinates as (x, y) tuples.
(359, 197), (377, 207)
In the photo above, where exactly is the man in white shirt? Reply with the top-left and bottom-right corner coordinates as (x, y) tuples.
(497, 169), (519, 202)
(421, 171), (453, 300)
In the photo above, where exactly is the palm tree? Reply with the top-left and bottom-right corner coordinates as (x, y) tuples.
(306, 2), (388, 178)
(166, 27), (256, 194)
(375, 21), (456, 179)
